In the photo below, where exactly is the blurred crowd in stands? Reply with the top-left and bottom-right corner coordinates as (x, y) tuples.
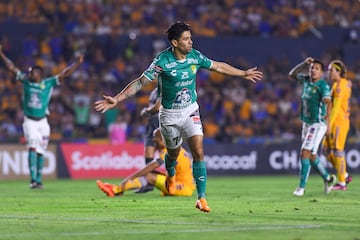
(0, 0), (360, 144)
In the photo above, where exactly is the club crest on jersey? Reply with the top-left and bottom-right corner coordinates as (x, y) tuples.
(191, 65), (197, 74)
(40, 82), (45, 89)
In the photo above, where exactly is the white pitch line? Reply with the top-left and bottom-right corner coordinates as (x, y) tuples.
(61, 225), (321, 236)
(0, 214), (319, 228)
(0, 225), (321, 238)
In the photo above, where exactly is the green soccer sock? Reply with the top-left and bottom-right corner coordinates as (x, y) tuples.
(310, 158), (329, 181)
(299, 158), (311, 188)
(165, 154), (176, 177)
(193, 160), (207, 199)
(36, 154), (44, 184)
(28, 150), (37, 182)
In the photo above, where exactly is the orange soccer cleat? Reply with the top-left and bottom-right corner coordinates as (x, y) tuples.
(97, 180), (116, 197)
(195, 198), (211, 213)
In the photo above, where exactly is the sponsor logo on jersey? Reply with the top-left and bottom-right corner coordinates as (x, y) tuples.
(187, 58), (199, 64)
(175, 79), (193, 87)
(306, 134), (313, 140)
(165, 62), (177, 68)
(192, 116), (201, 124)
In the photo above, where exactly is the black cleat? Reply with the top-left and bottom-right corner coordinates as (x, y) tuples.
(134, 184), (154, 194)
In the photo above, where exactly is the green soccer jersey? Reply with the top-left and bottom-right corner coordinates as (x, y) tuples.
(16, 71), (59, 118)
(143, 47), (212, 110)
(295, 74), (331, 124)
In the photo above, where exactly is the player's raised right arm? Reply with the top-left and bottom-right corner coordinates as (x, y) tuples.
(94, 75), (152, 113)
(0, 45), (20, 75)
(289, 57), (313, 79)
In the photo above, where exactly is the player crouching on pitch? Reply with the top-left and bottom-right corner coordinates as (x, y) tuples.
(97, 128), (196, 198)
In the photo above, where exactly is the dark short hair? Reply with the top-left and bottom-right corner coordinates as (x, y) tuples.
(166, 21), (191, 42)
(311, 59), (325, 71)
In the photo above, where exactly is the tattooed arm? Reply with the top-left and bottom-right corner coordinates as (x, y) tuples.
(95, 75), (152, 113)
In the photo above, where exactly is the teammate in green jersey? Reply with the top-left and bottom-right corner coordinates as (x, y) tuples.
(289, 57), (336, 196)
(95, 21), (263, 212)
(0, 45), (83, 189)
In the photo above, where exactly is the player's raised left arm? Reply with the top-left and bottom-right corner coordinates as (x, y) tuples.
(0, 45), (20, 75)
(57, 55), (84, 82)
(210, 60), (263, 83)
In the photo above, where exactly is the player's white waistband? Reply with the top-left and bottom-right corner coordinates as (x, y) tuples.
(159, 102), (199, 124)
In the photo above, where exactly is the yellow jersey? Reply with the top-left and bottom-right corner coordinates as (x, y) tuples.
(159, 147), (194, 187)
(330, 77), (351, 126)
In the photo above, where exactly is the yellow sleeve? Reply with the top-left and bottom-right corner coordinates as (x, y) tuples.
(330, 79), (351, 127)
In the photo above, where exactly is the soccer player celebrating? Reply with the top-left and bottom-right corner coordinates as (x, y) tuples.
(0, 45), (83, 189)
(289, 57), (336, 196)
(97, 128), (195, 197)
(95, 21), (263, 212)
(322, 60), (352, 190)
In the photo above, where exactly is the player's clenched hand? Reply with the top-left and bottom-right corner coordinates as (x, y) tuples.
(305, 57), (314, 64)
(244, 66), (263, 83)
(94, 95), (117, 113)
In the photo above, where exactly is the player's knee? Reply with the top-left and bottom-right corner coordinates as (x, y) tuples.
(301, 149), (311, 159)
(167, 148), (180, 160)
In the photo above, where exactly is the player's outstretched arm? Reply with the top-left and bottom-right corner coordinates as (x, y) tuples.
(210, 61), (263, 83)
(95, 75), (152, 113)
(289, 57), (313, 79)
(121, 160), (161, 185)
(0, 45), (20, 75)
(57, 55), (84, 82)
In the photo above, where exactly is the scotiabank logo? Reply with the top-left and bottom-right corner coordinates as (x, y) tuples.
(61, 143), (145, 179)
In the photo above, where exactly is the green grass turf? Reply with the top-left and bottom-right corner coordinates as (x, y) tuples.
(1, 175), (359, 240)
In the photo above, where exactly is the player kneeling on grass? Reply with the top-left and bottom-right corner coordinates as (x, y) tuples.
(97, 128), (196, 198)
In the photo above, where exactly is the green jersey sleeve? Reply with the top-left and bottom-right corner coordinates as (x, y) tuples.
(193, 49), (212, 69)
(15, 70), (27, 82)
(320, 80), (331, 99)
(295, 73), (308, 84)
(142, 57), (161, 81)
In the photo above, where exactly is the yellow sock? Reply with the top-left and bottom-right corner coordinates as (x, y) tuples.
(113, 185), (122, 194)
(334, 151), (347, 184)
(122, 178), (143, 192)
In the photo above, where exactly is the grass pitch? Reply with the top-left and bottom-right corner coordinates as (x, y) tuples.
(1, 175), (359, 240)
